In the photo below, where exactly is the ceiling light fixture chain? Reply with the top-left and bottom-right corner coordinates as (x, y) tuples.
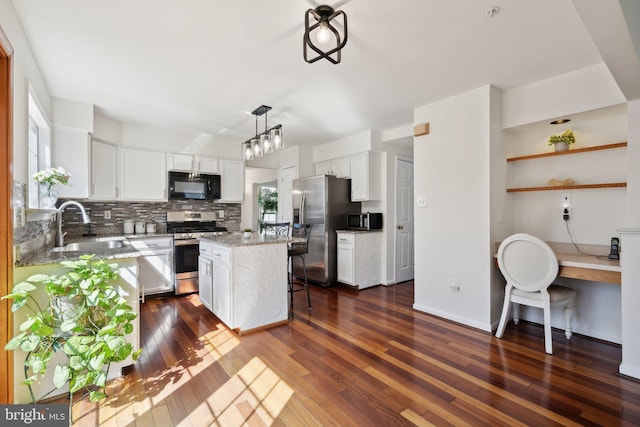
(242, 105), (284, 161)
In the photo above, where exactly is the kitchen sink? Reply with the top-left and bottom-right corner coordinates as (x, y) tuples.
(50, 240), (132, 253)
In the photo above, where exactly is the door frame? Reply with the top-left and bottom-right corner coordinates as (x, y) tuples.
(0, 24), (14, 404)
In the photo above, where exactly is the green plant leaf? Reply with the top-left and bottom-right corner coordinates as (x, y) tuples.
(4, 332), (27, 350)
(53, 365), (70, 389)
(60, 319), (77, 332)
(25, 275), (49, 284)
(89, 353), (105, 371)
(89, 390), (107, 402)
(21, 335), (41, 352)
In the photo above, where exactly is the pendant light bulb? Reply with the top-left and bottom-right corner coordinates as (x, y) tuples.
(317, 22), (331, 45)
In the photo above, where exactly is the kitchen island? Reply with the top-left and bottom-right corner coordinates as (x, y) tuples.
(198, 233), (292, 334)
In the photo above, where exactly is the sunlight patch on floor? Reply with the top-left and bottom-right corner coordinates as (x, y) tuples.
(200, 356), (294, 426)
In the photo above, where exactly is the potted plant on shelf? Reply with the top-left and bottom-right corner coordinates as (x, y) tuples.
(243, 228), (253, 239)
(33, 166), (71, 209)
(548, 129), (576, 152)
(2, 256), (141, 423)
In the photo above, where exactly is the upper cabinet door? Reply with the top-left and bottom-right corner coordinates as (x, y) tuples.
(52, 127), (90, 198)
(197, 156), (219, 174)
(119, 148), (167, 201)
(220, 159), (244, 202)
(91, 139), (118, 199)
(331, 157), (351, 178)
(167, 153), (194, 172)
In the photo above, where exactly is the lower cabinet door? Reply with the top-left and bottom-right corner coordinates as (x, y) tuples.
(337, 243), (354, 285)
(198, 257), (213, 310)
(138, 251), (173, 295)
(212, 259), (231, 325)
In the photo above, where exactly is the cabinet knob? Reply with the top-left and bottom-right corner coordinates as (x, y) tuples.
(397, 225), (404, 230)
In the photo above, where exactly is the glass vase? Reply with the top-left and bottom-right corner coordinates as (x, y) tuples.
(40, 184), (58, 209)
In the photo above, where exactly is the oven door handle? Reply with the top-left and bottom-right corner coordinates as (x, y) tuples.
(174, 239), (200, 246)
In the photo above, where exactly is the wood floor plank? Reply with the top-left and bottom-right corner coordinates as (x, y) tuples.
(44, 282), (640, 426)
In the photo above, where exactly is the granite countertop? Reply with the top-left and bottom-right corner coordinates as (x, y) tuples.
(16, 235), (146, 267)
(199, 233), (303, 247)
(335, 229), (383, 234)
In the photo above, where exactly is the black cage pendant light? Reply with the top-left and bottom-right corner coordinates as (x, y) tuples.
(303, 5), (348, 64)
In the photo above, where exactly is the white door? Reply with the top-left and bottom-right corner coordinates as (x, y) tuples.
(395, 158), (414, 283)
(279, 166), (296, 223)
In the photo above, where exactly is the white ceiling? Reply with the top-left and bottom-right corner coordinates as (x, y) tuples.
(11, 0), (603, 148)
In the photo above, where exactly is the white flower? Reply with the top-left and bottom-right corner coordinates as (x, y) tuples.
(33, 166), (71, 187)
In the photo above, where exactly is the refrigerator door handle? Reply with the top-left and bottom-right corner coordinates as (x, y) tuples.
(300, 194), (306, 224)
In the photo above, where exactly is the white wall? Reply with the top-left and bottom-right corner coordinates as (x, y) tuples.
(413, 85), (494, 332)
(619, 99), (640, 377)
(502, 63), (625, 129)
(1, 0), (51, 184)
(312, 130), (373, 162)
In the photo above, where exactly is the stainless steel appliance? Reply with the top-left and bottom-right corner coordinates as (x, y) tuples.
(168, 171), (221, 201)
(166, 211), (227, 295)
(292, 175), (361, 286)
(347, 212), (383, 230)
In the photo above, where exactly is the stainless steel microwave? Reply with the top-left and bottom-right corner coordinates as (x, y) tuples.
(168, 171), (220, 200)
(347, 212), (383, 230)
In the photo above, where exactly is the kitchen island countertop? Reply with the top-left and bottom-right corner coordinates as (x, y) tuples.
(199, 233), (304, 247)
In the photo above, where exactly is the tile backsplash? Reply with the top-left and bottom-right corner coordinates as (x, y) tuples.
(14, 199), (241, 262)
(59, 199), (241, 237)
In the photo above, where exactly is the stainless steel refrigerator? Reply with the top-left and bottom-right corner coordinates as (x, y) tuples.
(292, 175), (361, 286)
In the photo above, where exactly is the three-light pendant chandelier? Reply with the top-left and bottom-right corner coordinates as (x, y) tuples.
(242, 105), (283, 161)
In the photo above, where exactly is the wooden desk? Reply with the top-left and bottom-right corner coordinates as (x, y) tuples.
(495, 241), (621, 285)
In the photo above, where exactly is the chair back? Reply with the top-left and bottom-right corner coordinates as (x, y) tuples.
(263, 222), (290, 237)
(290, 223), (312, 254)
(497, 233), (559, 293)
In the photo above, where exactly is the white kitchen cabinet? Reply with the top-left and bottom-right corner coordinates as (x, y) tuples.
(220, 158), (244, 202)
(91, 139), (118, 199)
(337, 233), (355, 285)
(315, 157), (350, 178)
(168, 153), (194, 172)
(350, 152), (382, 201)
(212, 249), (231, 325)
(52, 127), (90, 198)
(198, 256), (213, 311)
(199, 238), (288, 332)
(119, 147), (167, 201)
(131, 237), (173, 297)
(197, 156), (220, 174)
(336, 231), (382, 289)
(168, 153), (219, 174)
(315, 160), (332, 176)
(200, 242), (231, 324)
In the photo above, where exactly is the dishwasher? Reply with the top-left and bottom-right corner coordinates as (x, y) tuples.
(129, 236), (174, 301)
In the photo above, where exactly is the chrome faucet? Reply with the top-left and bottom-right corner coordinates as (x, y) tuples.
(56, 201), (91, 247)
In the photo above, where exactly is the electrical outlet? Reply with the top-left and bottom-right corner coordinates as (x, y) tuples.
(104, 210), (111, 219)
(218, 210), (224, 219)
(562, 207), (571, 221)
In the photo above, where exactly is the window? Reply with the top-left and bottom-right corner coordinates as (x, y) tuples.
(27, 87), (51, 208)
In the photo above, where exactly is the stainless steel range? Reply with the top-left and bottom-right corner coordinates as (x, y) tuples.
(166, 211), (227, 295)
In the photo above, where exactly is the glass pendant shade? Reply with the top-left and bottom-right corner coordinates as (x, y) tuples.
(243, 141), (254, 161)
(272, 126), (283, 150)
(261, 133), (273, 154)
(252, 137), (263, 157)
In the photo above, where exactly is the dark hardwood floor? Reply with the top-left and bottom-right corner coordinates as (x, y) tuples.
(64, 281), (640, 426)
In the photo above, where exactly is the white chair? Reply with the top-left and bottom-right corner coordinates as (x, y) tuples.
(495, 233), (577, 354)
